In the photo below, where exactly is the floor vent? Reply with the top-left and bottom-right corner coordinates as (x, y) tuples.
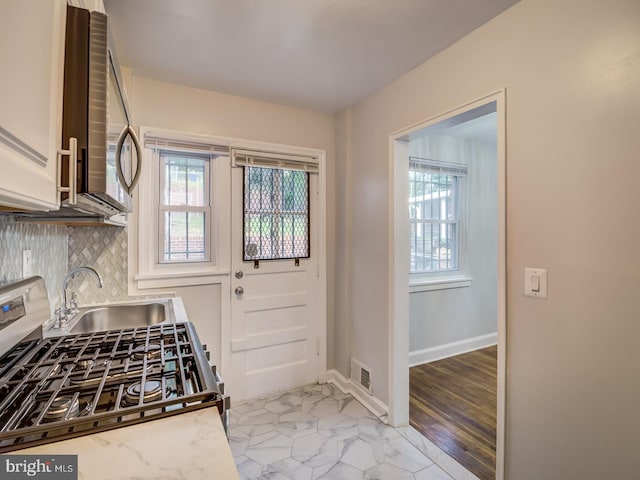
(351, 357), (373, 395)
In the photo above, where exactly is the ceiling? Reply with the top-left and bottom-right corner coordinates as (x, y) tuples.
(103, 0), (520, 114)
(408, 102), (497, 144)
(441, 113), (497, 145)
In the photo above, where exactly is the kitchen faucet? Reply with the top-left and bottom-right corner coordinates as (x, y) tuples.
(55, 266), (104, 328)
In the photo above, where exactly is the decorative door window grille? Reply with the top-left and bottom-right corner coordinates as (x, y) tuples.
(243, 166), (310, 260)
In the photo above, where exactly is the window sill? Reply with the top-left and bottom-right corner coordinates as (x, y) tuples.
(409, 276), (472, 293)
(135, 269), (230, 289)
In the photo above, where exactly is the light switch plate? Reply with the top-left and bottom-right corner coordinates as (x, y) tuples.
(525, 267), (547, 298)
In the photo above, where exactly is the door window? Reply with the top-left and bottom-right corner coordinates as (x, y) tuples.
(243, 166), (309, 260)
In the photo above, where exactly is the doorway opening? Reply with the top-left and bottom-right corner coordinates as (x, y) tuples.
(388, 91), (506, 480)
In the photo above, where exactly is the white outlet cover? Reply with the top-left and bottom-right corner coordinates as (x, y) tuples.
(22, 250), (33, 278)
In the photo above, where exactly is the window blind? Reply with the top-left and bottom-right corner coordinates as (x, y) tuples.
(232, 148), (319, 173)
(409, 157), (468, 177)
(144, 135), (229, 156)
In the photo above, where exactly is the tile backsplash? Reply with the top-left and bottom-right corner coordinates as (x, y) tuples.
(0, 216), (68, 307)
(68, 226), (129, 304)
(0, 215), (129, 311)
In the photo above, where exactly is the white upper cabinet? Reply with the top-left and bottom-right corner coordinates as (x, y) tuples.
(0, 0), (66, 211)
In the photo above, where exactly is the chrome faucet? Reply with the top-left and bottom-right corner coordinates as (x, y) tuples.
(55, 266), (104, 328)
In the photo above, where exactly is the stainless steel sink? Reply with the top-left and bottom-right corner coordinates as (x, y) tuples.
(68, 301), (172, 334)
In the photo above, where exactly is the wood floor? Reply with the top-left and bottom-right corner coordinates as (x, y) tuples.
(409, 346), (497, 480)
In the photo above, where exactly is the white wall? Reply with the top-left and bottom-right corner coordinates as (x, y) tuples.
(126, 76), (336, 371)
(408, 135), (497, 355)
(172, 284), (222, 366)
(333, 110), (353, 375)
(334, 0), (640, 478)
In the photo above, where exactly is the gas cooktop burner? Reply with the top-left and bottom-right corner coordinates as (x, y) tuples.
(77, 359), (95, 370)
(124, 379), (164, 404)
(43, 396), (80, 422)
(0, 321), (225, 453)
(131, 344), (162, 361)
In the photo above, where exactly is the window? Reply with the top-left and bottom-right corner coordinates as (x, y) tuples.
(243, 166), (309, 260)
(136, 128), (233, 289)
(158, 151), (211, 263)
(409, 157), (467, 274)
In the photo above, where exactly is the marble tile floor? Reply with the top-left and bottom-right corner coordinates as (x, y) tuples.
(230, 383), (469, 480)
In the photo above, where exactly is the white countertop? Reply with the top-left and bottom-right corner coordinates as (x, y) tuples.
(19, 296), (240, 479)
(14, 408), (239, 480)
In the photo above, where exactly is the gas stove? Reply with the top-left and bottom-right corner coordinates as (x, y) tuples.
(0, 277), (228, 453)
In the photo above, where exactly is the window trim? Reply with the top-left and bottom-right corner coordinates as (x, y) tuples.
(408, 157), (467, 276)
(132, 127), (325, 292)
(134, 127), (232, 290)
(409, 275), (472, 293)
(157, 150), (212, 264)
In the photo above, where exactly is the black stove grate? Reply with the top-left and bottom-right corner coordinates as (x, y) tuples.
(0, 322), (222, 452)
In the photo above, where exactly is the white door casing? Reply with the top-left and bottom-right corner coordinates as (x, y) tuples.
(229, 147), (327, 402)
(389, 91), (507, 479)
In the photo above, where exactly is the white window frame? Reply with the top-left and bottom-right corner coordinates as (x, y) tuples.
(133, 127), (231, 290)
(158, 151), (212, 264)
(408, 157), (472, 292)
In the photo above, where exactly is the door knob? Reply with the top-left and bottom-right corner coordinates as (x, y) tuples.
(235, 286), (244, 296)
(235, 270), (244, 279)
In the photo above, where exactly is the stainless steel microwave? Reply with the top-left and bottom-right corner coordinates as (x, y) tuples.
(60, 5), (141, 217)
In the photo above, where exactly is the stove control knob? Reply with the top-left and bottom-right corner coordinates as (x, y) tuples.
(206, 351), (210, 361)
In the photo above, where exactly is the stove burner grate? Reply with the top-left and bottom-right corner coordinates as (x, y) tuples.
(0, 322), (223, 453)
(131, 344), (162, 361)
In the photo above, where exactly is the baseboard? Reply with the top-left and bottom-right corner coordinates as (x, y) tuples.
(326, 369), (389, 420)
(397, 425), (481, 480)
(409, 332), (497, 367)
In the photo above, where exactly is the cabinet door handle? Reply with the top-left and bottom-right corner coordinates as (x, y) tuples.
(116, 125), (142, 195)
(57, 137), (78, 205)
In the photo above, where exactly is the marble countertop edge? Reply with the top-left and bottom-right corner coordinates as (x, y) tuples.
(12, 408), (239, 480)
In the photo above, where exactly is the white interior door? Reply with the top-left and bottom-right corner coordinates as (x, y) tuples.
(229, 157), (323, 401)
